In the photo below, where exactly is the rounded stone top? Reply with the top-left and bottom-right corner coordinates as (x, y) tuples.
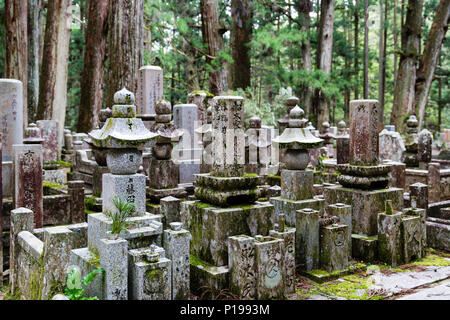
(288, 106), (307, 128)
(322, 121), (330, 129)
(213, 95), (244, 101)
(139, 65), (162, 71)
(286, 96), (300, 106)
(23, 123), (44, 144)
(338, 120), (346, 129)
(99, 107), (112, 122)
(290, 106), (305, 119)
(114, 88), (135, 104)
(407, 115), (418, 127)
(249, 116), (262, 128)
(155, 100), (171, 115)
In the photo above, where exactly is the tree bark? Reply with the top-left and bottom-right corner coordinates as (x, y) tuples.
(297, 0), (313, 118)
(37, 0), (72, 154)
(314, 0), (334, 128)
(393, 0), (398, 87)
(231, 0), (253, 91)
(200, 0), (228, 95)
(354, 0), (359, 100)
(5, 0), (28, 130)
(363, 0), (369, 99)
(415, 0), (450, 130)
(77, 0), (109, 133)
(378, 0), (386, 124)
(391, 0), (423, 132)
(105, 0), (144, 108)
(27, 0), (42, 125)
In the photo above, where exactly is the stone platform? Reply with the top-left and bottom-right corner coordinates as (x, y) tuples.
(270, 196), (324, 227)
(324, 185), (403, 235)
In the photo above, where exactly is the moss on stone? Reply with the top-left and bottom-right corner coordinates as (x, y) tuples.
(44, 160), (73, 168)
(43, 181), (63, 189)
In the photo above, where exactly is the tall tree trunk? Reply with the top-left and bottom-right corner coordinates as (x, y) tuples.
(27, 0), (42, 125)
(297, 0), (313, 119)
(391, 0), (423, 132)
(105, 0), (144, 108)
(354, 0), (359, 100)
(5, 0), (28, 130)
(200, 0), (228, 95)
(77, 0), (109, 133)
(363, 0), (369, 99)
(415, 0), (450, 130)
(37, 0), (72, 153)
(231, 0), (253, 90)
(393, 0), (398, 87)
(314, 0), (335, 128)
(378, 0), (386, 124)
(344, 4), (351, 120)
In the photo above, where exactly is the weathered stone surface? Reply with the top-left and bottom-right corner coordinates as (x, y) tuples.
(280, 169), (313, 201)
(164, 226), (190, 300)
(68, 180), (85, 224)
(211, 96), (245, 177)
(270, 196), (324, 227)
(0, 79), (23, 162)
(351, 234), (378, 263)
(349, 100), (381, 166)
(401, 214), (424, 263)
(43, 168), (66, 185)
(149, 159), (179, 189)
(190, 259), (229, 295)
(228, 235), (256, 299)
(336, 135), (350, 164)
(324, 185), (404, 236)
(428, 163), (441, 203)
(255, 237), (285, 299)
(387, 161), (406, 189)
(403, 115), (419, 167)
(377, 212), (404, 267)
(296, 208), (320, 271)
(269, 227), (295, 294)
(98, 237), (128, 300)
(102, 173), (146, 216)
(37, 120), (59, 162)
(426, 217), (450, 251)
(327, 203), (352, 257)
(319, 224), (349, 273)
(136, 66), (163, 116)
(379, 129), (405, 162)
(13, 144), (43, 228)
(186, 201), (274, 266)
(410, 182), (428, 212)
(418, 129), (433, 164)
(160, 196), (181, 227)
(187, 91), (212, 125)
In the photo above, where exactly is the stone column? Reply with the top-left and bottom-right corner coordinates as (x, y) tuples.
(187, 91), (211, 125)
(98, 238), (128, 300)
(377, 210), (404, 267)
(336, 135), (350, 164)
(349, 100), (380, 166)
(327, 203), (352, 257)
(13, 144), (43, 228)
(228, 235), (256, 299)
(1, 79), (24, 198)
(163, 222), (190, 300)
(68, 180), (85, 224)
(295, 208), (320, 271)
(160, 196), (181, 227)
(428, 162), (441, 203)
(37, 120), (59, 162)
(319, 224), (349, 272)
(211, 96), (245, 177)
(9, 207), (34, 294)
(410, 182), (428, 215)
(136, 66), (163, 116)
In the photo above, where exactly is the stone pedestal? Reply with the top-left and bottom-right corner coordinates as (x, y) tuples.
(160, 196), (181, 227)
(269, 227), (295, 294)
(377, 212), (403, 267)
(270, 197), (324, 228)
(102, 173), (146, 216)
(388, 161), (406, 189)
(410, 182), (428, 213)
(13, 144), (43, 228)
(327, 203), (352, 256)
(280, 169), (313, 201)
(428, 163), (441, 203)
(98, 238), (128, 300)
(255, 237), (285, 300)
(163, 225), (190, 300)
(68, 180), (85, 224)
(228, 235), (256, 299)
(37, 120), (59, 162)
(324, 185), (404, 236)
(319, 224), (349, 273)
(295, 208), (320, 271)
(149, 159), (179, 189)
(401, 214), (424, 263)
(351, 234), (378, 263)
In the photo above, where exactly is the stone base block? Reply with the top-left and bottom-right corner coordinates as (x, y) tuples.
(147, 187), (187, 203)
(324, 186), (404, 236)
(270, 197), (324, 227)
(427, 218), (450, 251)
(2, 161), (13, 198)
(190, 256), (229, 295)
(377, 212), (404, 267)
(228, 235), (256, 299)
(102, 173), (146, 215)
(149, 159), (179, 189)
(98, 238), (128, 300)
(269, 228), (296, 294)
(185, 201), (274, 266)
(129, 255), (172, 300)
(87, 212), (162, 252)
(319, 224), (349, 273)
(281, 169), (313, 201)
(401, 214), (425, 263)
(301, 262), (367, 284)
(296, 209), (320, 271)
(352, 234), (378, 263)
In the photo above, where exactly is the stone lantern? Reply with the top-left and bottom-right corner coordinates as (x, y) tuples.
(273, 106), (323, 170)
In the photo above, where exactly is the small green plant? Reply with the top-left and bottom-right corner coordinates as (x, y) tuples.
(105, 196), (135, 234)
(64, 267), (104, 300)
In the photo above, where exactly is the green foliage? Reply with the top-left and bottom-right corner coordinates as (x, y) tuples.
(64, 267), (104, 300)
(104, 196), (135, 234)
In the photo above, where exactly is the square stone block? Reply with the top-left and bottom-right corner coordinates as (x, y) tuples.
(377, 212), (404, 267)
(102, 173), (146, 216)
(401, 215), (424, 263)
(295, 208), (320, 271)
(327, 203), (352, 257)
(178, 159), (201, 184)
(149, 159), (179, 189)
(269, 228), (296, 294)
(185, 201), (274, 266)
(70, 248), (104, 299)
(352, 234), (378, 263)
(281, 169), (313, 201)
(228, 235), (256, 299)
(270, 196), (324, 227)
(319, 224), (349, 273)
(98, 238), (128, 300)
(130, 257), (172, 300)
(190, 257), (229, 295)
(324, 186), (404, 236)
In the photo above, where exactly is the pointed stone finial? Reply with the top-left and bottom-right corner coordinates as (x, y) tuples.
(114, 87), (135, 105)
(288, 106), (307, 128)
